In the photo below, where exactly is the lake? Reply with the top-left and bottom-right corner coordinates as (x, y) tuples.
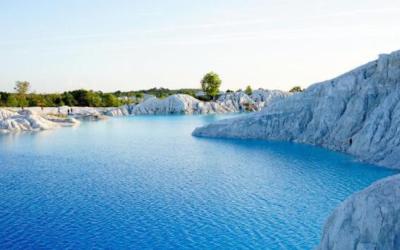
(0, 115), (396, 249)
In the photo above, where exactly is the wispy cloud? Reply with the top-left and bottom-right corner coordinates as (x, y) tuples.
(1, 6), (399, 47)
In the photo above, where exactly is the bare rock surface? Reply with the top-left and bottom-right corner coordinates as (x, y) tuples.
(193, 50), (400, 169)
(317, 174), (400, 250)
(130, 90), (288, 115)
(0, 109), (78, 133)
(192, 50), (400, 249)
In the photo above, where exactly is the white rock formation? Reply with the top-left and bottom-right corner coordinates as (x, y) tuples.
(192, 50), (400, 248)
(0, 109), (78, 133)
(4, 89), (286, 121)
(193, 50), (400, 169)
(12, 106), (114, 120)
(251, 89), (290, 106)
(103, 106), (130, 117)
(131, 94), (206, 115)
(0, 109), (15, 120)
(130, 90), (288, 115)
(317, 174), (400, 250)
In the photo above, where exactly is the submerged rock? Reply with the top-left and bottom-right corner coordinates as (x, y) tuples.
(317, 174), (400, 250)
(193, 50), (400, 169)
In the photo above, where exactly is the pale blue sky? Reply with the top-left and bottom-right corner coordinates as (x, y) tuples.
(1, 0), (400, 93)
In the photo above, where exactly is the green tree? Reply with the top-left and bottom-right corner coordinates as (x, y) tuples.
(135, 92), (144, 99)
(102, 93), (120, 107)
(14, 81), (30, 108)
(51, 94), (64, 106)
(245, 85), (253, 95)
(6, 95), (18, 107)
(62, 92), (77, 106)
(201, 72), (221, 100)
(86, 91), (102, 107)
(0, 92), (10, 106)
(28, 94), (46, 107)
(289, 86), (303, 93)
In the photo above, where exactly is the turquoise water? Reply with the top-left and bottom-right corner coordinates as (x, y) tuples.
(0, 115), (396, 249)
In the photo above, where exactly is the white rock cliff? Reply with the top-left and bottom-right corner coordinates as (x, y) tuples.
(192, 50), (400, 248)
(193, 50), (400, 169)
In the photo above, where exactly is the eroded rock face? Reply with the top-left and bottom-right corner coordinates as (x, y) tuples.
(193, 50), (400, 169)
(6, 90), (287, 122)
(103, 106), (130, 117)
(0, 109), (78, 133)
(131, 94), (204, 115)
(317, 174), (400, 250)
(130, 90), (288, 115)
(251, 89), (289, 106)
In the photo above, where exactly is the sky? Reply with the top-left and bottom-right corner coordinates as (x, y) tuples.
(1, 0), (400, 93)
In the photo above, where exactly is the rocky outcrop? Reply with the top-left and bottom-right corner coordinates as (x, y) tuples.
(192, 50), (400, 248)
(16, 106), (120, 120)
(103, 106), (130, 117)
(130, 90), (288, 115)
(250, 89), (289, 106)
(131, 94), (207, 115)
(0, 109), (79, 133)
(3, 90), (287, 122)
(193, 50), (400, 169)
(317, 174), (400, 250)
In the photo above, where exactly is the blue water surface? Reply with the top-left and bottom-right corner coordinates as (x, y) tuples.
(0, 115), (397, 249)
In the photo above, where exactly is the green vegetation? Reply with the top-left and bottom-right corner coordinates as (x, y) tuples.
(0, 87), (128, 107)
(289, 86), (304, 93)
(0, 82), (202, 107)
(114, 88), (200, 99)
(245, 85), (253, 95)
(201, 72), (221, 100)
(14, 81), (30, 108)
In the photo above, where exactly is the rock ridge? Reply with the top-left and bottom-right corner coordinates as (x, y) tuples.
(193, 50), (400, 169)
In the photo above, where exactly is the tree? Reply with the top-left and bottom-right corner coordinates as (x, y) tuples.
(102, 93), (120, 107)
(28, 94), (46, 107)
(245, 85), (253, 95)
(6, 95), (18, 107)
(135, 92), (144, 99)
(201, 72), (221, 100)
(86, 91), (102, 107)
(289, 86), (303, 93)
(62, 92), (77, 106)
(0, 92), (10, 106)
(14, 81), (30, 108)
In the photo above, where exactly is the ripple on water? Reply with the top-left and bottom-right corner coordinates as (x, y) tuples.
(0, 115), (397, 249)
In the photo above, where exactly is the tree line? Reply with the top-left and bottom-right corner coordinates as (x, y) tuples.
(0, 81), (203, 108)
(199, 71), (303, 100)
(0, 89), (124, 108)
(1, 77), (304, 107)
